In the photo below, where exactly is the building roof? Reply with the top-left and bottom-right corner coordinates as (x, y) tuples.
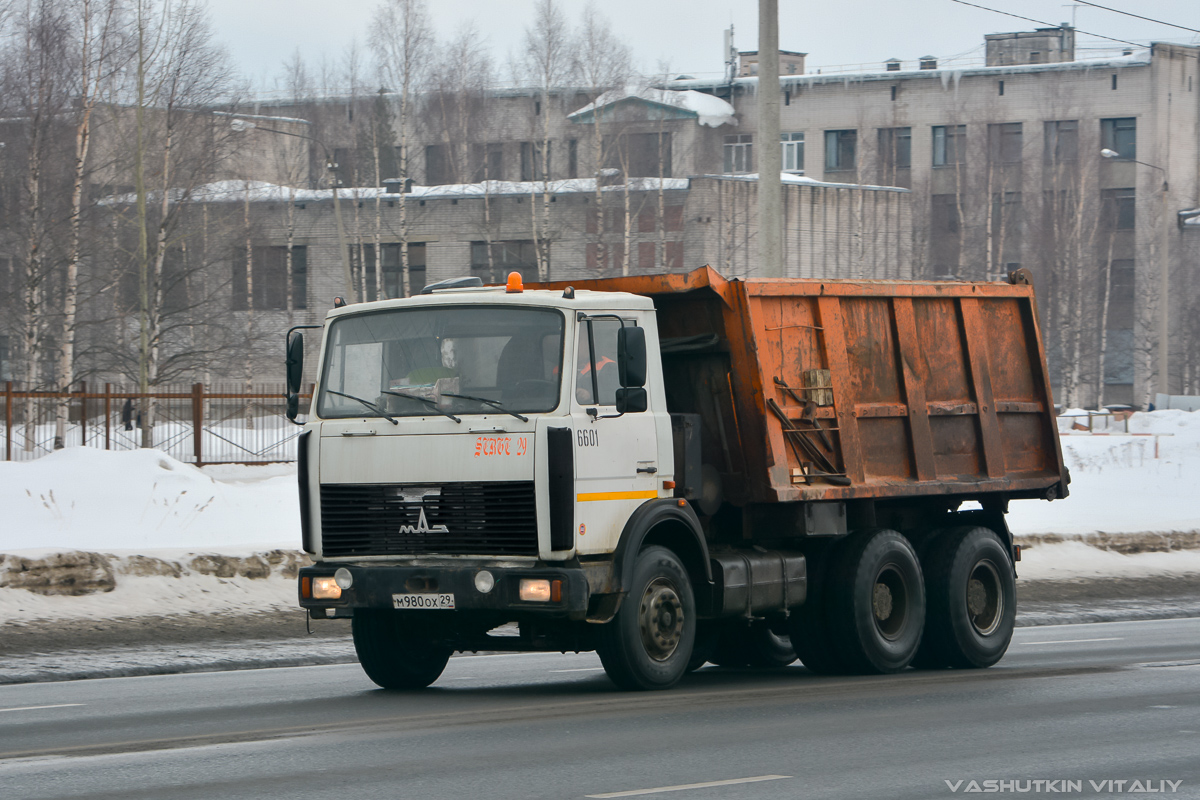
(668, 49), (1157, 91)
(567, 87), (736, 128)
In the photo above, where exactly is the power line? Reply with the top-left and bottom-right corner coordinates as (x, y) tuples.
(947, 0), (1142, 47)
(1071, 1), (1200, 36)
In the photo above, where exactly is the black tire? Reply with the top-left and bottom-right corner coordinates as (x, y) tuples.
(787, 548), (847, 675)
(351, 609), (452, 690)
(917, 526), (1016, 669)
(710, 622), (798, 668)
(596, 546), (696, 690)
(826, 529), (925, 674)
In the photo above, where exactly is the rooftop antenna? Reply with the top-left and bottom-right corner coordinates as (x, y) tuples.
(725, 25), (737, 83)
(1061, 3), (1081, 28)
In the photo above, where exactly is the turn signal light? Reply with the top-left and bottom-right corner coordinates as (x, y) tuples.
(519, 578), (551, 602)
(663, 480), (676, 490)
(312, 576), (342, 600)
(506, 271), (523, 293)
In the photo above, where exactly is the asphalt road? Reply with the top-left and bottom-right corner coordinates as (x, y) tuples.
(1, 618), (1198, 800)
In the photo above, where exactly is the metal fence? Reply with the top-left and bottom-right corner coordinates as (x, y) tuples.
(1, 382), (311, 464)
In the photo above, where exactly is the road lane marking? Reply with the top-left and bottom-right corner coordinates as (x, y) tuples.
(586, 775), (791, 798)
(1017, 637), (1123, 646)
(551, 668), (605, 673)
(0, 704), (85, 714)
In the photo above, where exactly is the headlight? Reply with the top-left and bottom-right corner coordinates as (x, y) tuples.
(334, 568), (354, 589)
(519, 578), (551, 602)
(474, 570), (495, 594)
(312, 576), (342, 600)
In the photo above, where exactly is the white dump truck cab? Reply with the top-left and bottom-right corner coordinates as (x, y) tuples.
(293, 275), (719, 690)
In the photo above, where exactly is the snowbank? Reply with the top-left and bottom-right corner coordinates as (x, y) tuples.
(0, 447), (299, 553)
(1007, 409), (1200, 537)
(1018, 541), (1200, 581)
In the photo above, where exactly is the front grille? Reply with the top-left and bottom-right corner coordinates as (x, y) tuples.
(320, 481), (538, 557)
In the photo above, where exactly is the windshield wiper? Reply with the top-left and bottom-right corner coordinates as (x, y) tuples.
(325, 390), (398, 425)
(381, 390), (462, 423)
(441, 393), (529, 422)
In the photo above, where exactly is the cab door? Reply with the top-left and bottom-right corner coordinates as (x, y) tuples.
(570, 313), (662, 556)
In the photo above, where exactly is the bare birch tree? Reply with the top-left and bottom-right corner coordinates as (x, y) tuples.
(572, 2), (630, 276)
(370, 0), (430, 298)
(53, 0), (124, 449)
(521, 0), (571, 280)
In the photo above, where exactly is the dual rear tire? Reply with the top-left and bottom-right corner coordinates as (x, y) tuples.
(915, 526), (1016, 669)
(789, 526), (1016, 675)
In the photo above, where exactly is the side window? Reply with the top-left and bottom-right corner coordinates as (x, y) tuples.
(575, 320), (623, 406)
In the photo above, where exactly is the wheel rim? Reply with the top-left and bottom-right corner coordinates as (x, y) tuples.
(966, 559), (1004, 636)
(872, 564), (909, 641)
(639, 577), (685, 661)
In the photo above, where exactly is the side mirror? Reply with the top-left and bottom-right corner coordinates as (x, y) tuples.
(615, 387), (648, 413)
(286, 392), (300, 421)
(617, 326), (646, 388)
(286, 333), (304, 394)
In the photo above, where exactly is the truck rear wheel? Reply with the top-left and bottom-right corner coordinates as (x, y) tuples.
(916, 526), (1016, 669)
(827, 529), (925, 674)
(351, 609), (452, 690)
(597, 546), (696, 690)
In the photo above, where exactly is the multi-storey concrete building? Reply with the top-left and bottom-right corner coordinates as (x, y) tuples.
(235, 26), (1198, 405)
(672, 28), (1200, 405)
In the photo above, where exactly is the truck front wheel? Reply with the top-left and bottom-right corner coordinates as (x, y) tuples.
(597, 546), (696, 690)
(916, 526), (1016, 669)
(827, 529), (925, 674)
(352, 609), (452, 690)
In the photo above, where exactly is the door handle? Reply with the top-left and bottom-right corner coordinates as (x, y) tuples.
(636, 466), (658, 474)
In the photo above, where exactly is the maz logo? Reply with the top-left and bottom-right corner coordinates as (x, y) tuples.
(399, 506), (449, 535)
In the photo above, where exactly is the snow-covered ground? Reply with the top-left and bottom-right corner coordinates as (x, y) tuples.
(1006, 409), (1200, 537)
(1, 410), (1198, 624)
(1, 447), (298, 552)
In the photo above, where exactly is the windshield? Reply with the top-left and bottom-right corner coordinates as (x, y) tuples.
(317, 305), (564, 419)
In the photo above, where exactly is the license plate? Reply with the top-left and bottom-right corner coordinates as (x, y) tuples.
(392, 593), (455, 610)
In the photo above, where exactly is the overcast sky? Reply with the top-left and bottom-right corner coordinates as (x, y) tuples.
(209, 0), (1200, 95)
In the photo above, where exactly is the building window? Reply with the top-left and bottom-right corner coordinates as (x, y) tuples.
(1104, 259), (1136, 331)
(568, 139), (578, 179)
(520, 142), (550, 181)
(357, 243), (427, 300)
(930, 194), (961, 277)
(471, 240), (538, 285)
(824, 129), (857, 172)
(0, 333), (9, 381)
(932, 125), (966, 167)
(878, 127), (911, 170)
(1101, 117), (1136, 160)
(232, 246), (307, 311)
(724, 134), (753, 174)
(1044, 120), (1079, 163)
(988, 122), (1023, 164)
(425, 145), (450, 185)
(1104, 259), (1135, 385)
(470, 142), (504, 182)
(782, 132), (804, 173)
(603, 132), (672, 178)
(1102, 188), (1136, 230)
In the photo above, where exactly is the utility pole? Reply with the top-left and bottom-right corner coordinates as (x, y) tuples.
(758, 0), (783, 278)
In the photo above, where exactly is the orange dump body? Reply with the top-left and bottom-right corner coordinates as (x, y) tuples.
(534, 267), (1068, 507)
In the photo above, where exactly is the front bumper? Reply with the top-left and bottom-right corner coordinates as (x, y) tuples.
(298, 563), (590, 621)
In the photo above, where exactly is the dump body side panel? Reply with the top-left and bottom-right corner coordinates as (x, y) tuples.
(531, 267), (1067, 506)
